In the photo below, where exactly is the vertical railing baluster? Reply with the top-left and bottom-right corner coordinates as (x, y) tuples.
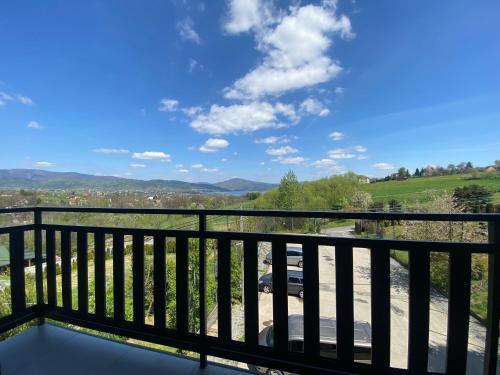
(9, 231), (25, 315)
(132, 234), (144, 326)
(61, 230), (72, 310)
(446, 250), (472, 375)
(153, 235), (166, 329)
(484, 221), (500, 375)
(34, 209), (44, 323)
(176, 235), (189, 334)
(94, 232), (106, 317)
(113, 232), (125, 321)
(217, 237), (232, 342)
(46, 229), (56, 307)
(244, 239), (259, 348)
(77, 231), (88, 314)
(303, 241), (319, 360)
(371, 245), (391, 370)
(408, 248), (430, 374)
(336, 243), (354, 364)
(199, 214), (207, 368)
(272, 240), (288, 354)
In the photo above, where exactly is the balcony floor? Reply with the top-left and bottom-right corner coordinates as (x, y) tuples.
(0, 324), (248, 375)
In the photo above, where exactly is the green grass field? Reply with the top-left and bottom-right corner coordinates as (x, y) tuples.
(363, 174), (500, 204)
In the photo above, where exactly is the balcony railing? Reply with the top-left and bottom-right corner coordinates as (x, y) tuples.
(0, 207), (498, 375)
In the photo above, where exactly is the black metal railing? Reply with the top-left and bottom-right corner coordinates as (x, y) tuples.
(0, 207), (498, 375)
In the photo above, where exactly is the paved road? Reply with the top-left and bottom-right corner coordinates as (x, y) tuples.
(257, 226), (490, 374)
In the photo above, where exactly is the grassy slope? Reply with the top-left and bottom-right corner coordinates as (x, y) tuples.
(363, 174), (500, 204)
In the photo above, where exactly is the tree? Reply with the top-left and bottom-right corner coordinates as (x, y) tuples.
(414, 168), (420, 177)
(398, 167), (407, 177)
(349, 191), (373, 211)
(453, 185), (493, 212)
(275, 170), (300, 210)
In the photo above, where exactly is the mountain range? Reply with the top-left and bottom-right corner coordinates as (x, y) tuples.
(0, 169), (276, 193)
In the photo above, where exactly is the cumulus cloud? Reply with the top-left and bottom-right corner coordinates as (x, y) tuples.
(273, 156), (305, 165)
(201, 167), (219, 172)
(373, 162), (395, 170)
(188, 58), (203, 72)
(353, 145), (367, 153)
(34, 161), (54, 167)
(254, 135), (290, 144)
(300, 98), (330, 117)
(17, 95), (33, 105)
(177, 17), (201, 44)
(190, 101), (297, 134)
(329, 131), (344, 141)
(328, 148), (356, 159)
(192, 163), (204, 169)
(27, 121), (42, 129)
(92, 148), (130, 154)
(177, 168), (189, 173)
(199, 138), (230, 152)
(130, 163), (146, 168)
(132, 151), (171, 162)
(158, 99), (179, 112)
(223, 3), (354, 99)
(311, 158), (337, 168)
(266, 145), (298, 156)
(182, 106), (203, 117)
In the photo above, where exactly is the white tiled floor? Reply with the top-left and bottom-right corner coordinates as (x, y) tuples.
(0, 324), (249, 375)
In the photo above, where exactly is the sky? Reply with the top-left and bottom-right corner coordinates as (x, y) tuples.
(0, 0), (499, 183)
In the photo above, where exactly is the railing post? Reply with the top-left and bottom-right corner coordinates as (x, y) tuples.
(34, 208), (45, 324)
(484, 220), (500, 375)
(199, 214), (207, 369)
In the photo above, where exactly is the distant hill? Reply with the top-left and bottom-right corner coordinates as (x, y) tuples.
(0, 169), (277, 193)
(213, 178), (277, 192)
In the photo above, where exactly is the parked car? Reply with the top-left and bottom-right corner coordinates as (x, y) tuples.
(258, 270), (303, 298)
(264, 245), (303, 268)
(252, 315), (372, 375)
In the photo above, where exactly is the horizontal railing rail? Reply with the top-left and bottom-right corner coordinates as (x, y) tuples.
(0, 207), (498, 375)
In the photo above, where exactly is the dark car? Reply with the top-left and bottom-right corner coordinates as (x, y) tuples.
(264, 244), (303, 268)
(253, 315), (372, 375)
(258, 270), (303, 298)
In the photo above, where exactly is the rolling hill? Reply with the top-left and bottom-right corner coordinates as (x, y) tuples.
(0, 169), (276, 193)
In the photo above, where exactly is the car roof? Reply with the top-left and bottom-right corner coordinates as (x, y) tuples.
(287, 314), (371, 345)
(286, 245), (302, 252)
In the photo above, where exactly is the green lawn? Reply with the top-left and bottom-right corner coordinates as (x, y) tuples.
(363, 174), (500, 204)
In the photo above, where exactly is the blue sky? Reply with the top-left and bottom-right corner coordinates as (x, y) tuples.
(0, 0), (499, 183)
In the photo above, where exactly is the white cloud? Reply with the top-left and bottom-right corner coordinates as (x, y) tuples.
(17, 95), (33, 105)
(201, 167), (219, 172)
(132, 151), (171, 162)
(192, 163), (204, 169)
(199, 138), (230, 152)
(188, 58), (203, 72)
(34, 161), (55, 167)
(223, 0), (275, 34)
(0, 91), (34, 107)
(259, 161), (266, 165)
(27, 121), (42, 129)
(92, 148), (130, 154)
(182, 106), (203, 117)
(311, 158), (337, 168)
(223, 3), (354, 99)
(353, 145), (367, 153)
(130, 163), (146, 168)
(177, 168), (189, 173)
(273, 156), (305, 165)
(373, 162), (395, 170)
(190, 101), (297, 134)
(357, 155), (368, 160)
(221, 158), (228, 162)
(177, 17), (201, 44)
(158, 98), (179, 112)
(329, 131), (344, 141)
(266, 145), (298, 156)
(334, 87), (345, 94)
(328, 148), (355, 159)
(254, 135), (290, 144)
(300, 98), (330, 117)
